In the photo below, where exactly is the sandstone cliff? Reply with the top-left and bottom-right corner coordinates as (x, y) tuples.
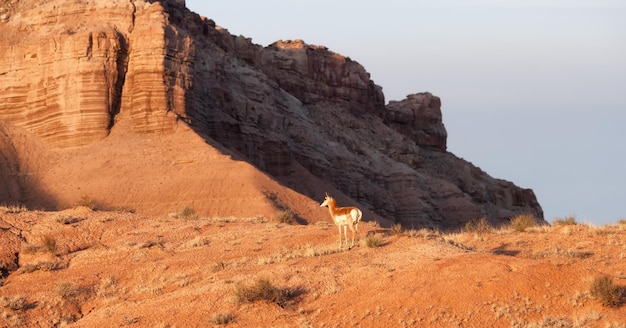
(0, 0), (543, 228)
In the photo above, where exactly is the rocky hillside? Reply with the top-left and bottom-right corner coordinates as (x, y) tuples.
(0, 0), (543, 228)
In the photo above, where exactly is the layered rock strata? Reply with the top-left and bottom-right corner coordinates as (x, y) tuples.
(0, 0), (544, 228)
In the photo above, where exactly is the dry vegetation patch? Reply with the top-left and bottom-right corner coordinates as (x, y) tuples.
(235, 278), (302, 308)
(2, 209), (626, 327)
(589, 275), (625, 308)
(509, 214), (538, 232)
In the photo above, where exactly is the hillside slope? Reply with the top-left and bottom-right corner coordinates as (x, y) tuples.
(0, 0), (542, 228)
(1, 209), (624, 327)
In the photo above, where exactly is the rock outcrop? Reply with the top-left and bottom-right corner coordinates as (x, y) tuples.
(385, 92), (447, 151)
(0, 0), (544, 228)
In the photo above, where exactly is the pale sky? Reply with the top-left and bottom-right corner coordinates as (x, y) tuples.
(186, 0), (626, 226)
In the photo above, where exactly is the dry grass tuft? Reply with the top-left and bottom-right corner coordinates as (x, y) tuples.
(464, 217), (492, 234)
(273, 209), (296, 224)
(170, 206), (199, 220)
(235, 278), (299, 308)
(41, 235), (58, 254)
(509, 214), (537, 232)
(553, 216), (578, 226)
(364, 234), (383, 248)
(589, 275), (624, 308)
(0, 203), (28, 213)
(392, 223), (403, 234)
(211, 312), (236, 325)
(97, 277), (119, 298)
(55, 213), (83, 225)
(1, 295), (32, 311)
(74, 195), (97, 210)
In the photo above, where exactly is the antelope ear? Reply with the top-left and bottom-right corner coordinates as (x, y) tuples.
(325, 192), (329, 197)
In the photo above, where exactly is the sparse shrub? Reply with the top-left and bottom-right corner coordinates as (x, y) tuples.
(75, 195), (97, 210)
(211, 261), (226, 272)
(41, 235), (57, 254)
(553, 216), (578, 226)
(273, 209), (295, 224)
(20, 243), (39, 255)
(212, 312), (236, 325)
(464, 217), (492, 234)
(56, 282), (93, 306)
(235, 278), (295, 307)
(589, 275), (624, 308)
(187, 236), (209, 248)
(367, 220), (380, 228)
(364, 234), (383, 248)
(169, 206), (199, 220)
(55, 213), (81, 225)
(18, 261), (64, 274)
(1, 295), (30, 311)
(97, 277), (118, 298)
(405, 228), (440, 239)
(56, 282), (76, 300)
(177, 206), (198, 220)
(115, 206), (136, 214)
(618, 219), (626, 226)
(392, 223), (403, 234)
(0, 203), (28, 213)
(509, 214), (537, 232)
(38, 261), (64, 271)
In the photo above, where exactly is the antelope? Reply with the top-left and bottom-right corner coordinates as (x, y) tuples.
(320, 193), (362, 249)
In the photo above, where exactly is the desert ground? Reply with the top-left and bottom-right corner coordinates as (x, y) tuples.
(1, 206), (625, 327)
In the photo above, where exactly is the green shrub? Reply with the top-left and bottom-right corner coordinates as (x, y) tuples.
(509, 214), (537, 232)
(589, 275), (624, 308)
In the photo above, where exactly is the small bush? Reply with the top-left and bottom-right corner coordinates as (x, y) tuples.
(364, 234), (383, 248)
(170, 206), (199, 220)
(41, 235), (57, 254)
(97, 277), (118, 298)
(509, 214), (537, 232)
(1, 295), (30, 311)
(553, 216), (578, 226)
(212, 312), (235, 325)
(235, 278), (295, 307)
(0, 204), (28, 213)
(273, 209), (295, 224)
(464, 217), (492, 234)
(589, 275), (624, 308)
(392, 223), (403, 234)
(55, 214), (81, 225)
(180, 206), (198, 219)
(75, 195), (97, 210)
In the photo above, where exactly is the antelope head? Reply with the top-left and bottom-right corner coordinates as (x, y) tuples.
(320, 193), (332, 207)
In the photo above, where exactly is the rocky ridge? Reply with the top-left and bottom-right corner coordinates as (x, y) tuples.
(0, 0), (543, 228)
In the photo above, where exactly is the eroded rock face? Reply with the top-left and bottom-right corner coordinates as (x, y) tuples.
(0, 0), (544, 228)
(385, 92), (447, 151)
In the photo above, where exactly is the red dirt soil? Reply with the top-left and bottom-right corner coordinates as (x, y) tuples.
(1, 207), (625, 327)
